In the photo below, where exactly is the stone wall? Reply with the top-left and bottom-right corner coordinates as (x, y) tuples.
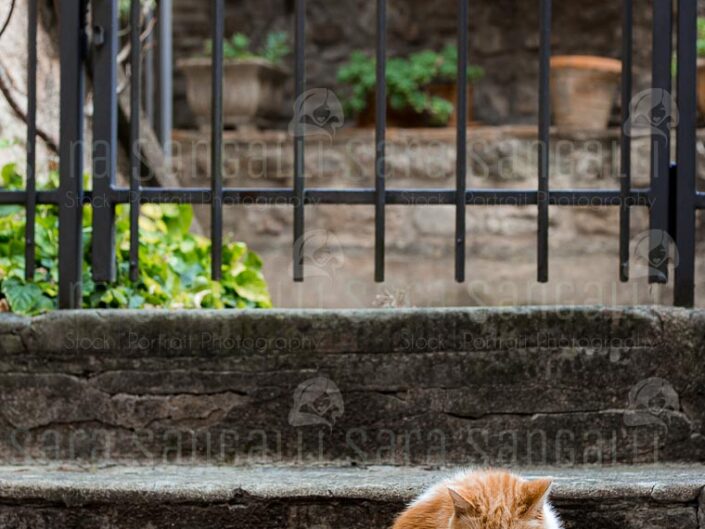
(1, 307), (703, 465)
(172, 126), (705, 308)
(171, 0), (657, 129)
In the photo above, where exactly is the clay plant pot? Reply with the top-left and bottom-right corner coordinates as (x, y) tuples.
(355, 94), (425, 128)
(697, 59), (705, 117)
(550, 55), (621, 130)
(426, 82), (473, 127)
(178, 57), (289, 130)
(355, 83), (474, 128)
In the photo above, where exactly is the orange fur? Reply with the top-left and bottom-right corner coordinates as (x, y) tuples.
(392, 470), (560, 529)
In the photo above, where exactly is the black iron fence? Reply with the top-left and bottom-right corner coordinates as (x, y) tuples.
(0, 0), (701, 308)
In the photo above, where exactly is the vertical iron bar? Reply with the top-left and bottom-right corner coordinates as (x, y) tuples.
(156, 0), (173, 150)
(455, 0), (468, 282)
(374, 0), (386, 282)
(91, 0), (119, 282)
(619, 0), (633, 282)
(144, 7), (155, 128)
(58, 0), (86, 308)
(129, 0), (141, 281)
(25, 0), (38, 280)
(211, 0), (224, 280)
(674, 0), (696, 306)
(669, 163), (678, 242)
(293, 0), (305, 281)
(537, 0), (551, 283)
(648, 0), (672, 284)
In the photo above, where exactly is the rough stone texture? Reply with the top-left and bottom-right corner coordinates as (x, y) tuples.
(0, 465), (702, 529)
(171, 0), (659, 128)
(172, 127), (705, 308)
(0, 0), (60, 172)
(0, 307), (704, 465)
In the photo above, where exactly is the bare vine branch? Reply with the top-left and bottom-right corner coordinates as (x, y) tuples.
(0, 66), (59, 154)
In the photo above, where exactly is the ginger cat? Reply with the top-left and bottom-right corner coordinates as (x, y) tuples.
(392, 469), (563, 529)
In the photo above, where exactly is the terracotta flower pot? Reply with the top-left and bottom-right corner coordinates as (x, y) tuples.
(356, 96), (423, 128)
(178, 57), (289, 130)
(426, 82), (474, 127)
(355, 82), (474, 128)
(550, 55), (621, 130)
(697, 59), (705, 117)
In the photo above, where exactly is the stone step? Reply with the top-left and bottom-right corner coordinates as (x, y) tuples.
(1, 307), (704, 465)
(0, 464), (703, 529)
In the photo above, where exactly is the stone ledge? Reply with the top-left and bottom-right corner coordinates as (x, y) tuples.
(0, 305), (689, 356)
(0, 465), (702, 529)
(172, 125), (629, 145)
(0, 464), (703, 504)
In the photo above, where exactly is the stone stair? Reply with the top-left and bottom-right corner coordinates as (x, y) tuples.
(0, 465), (703, 529)
(0, 306), (704, 528)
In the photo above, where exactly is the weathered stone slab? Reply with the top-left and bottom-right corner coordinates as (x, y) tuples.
(0, 307), (703, 465)
(0, 465), (702, 529)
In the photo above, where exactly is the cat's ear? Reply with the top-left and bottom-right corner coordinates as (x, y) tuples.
(448, 487), (476, 515)
(520, 478), (553, 516)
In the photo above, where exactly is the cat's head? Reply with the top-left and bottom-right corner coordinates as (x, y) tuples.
(448, 471), (553, 529)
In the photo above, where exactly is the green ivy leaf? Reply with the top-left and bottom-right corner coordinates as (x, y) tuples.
(231, 270), (271, 306)
(1, 277), (53, 315)
(1, 163), (22, 188)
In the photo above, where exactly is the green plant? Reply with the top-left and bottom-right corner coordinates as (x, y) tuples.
(219, 33), (255, 60)
(204, 31), (291, 66)
(262, 32), (290, 64)
(0, 163), (271, 315)
(698, 17), (705, 58)
(337, 44), (484, 126)
(437, 45), (484, 82)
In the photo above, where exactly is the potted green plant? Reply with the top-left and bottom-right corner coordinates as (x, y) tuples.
(178, 32), (290, 130)
(337, 44), (484, 128)
(550, 55), (621, 130)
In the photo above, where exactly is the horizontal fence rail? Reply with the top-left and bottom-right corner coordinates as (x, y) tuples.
(1, 0), (700, 309)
